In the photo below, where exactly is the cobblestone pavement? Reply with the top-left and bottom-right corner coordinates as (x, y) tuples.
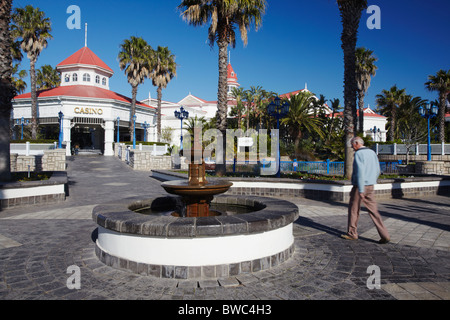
(0, 155), (449, 301)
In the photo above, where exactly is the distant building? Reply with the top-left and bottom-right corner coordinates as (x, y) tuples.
(12, 46), (156, 156)
(281, 86), (387, 142)
(141, 62), (240, 147)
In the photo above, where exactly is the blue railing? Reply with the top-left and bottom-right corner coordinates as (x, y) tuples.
(228, 159), (400, 175)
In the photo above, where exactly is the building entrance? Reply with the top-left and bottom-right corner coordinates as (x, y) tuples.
(71, 125), (104, 154)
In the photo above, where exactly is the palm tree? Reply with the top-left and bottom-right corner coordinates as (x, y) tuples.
(11, 5), (52, 140)
(243, 89), (254, 131)
(230, 87), (245, 129)
(355, 47), (377, 134)
(397, 95), (428, 164)
(151, 46), (177, 142)
(178, 0), (267, 176)
(249, 85), (265, 129)
(425, 69), (450, 142)
(337, 0), (368, 178)
(0, 0), (14, 181)
(281, 91), (325, 159)
(118, 36), (153, 142)
(376, 85), (406, 141)
(12, 63), (27, 94)
(10, 37), (27, 94)
(36, 64), (60, 90)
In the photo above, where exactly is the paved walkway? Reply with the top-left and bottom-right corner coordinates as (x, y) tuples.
(0, 155), (449, 301)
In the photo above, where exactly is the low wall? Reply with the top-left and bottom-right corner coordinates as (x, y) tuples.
(151, 170), (450, 203)
(0, 171), (67, 209)
(129, 150), (172, 171)
(10, 149), (66, 172)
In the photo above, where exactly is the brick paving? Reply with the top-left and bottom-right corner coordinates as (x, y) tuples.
(0, 155), (449, 301)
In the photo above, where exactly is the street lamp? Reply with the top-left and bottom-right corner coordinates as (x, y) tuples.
(370, 126), (381, 142)
(116, 117), (120, 143)
(174, 106), (189, 151)
(16, 117), (29, 140)
(132, 114), (137, 149)
(418, 103), (438, 161)
(142, 121), (150, 142)
(267, 96), (290, 178)
(58, 111), (64, 148)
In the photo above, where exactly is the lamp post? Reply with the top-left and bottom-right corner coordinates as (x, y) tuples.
(370, 126), (380, 142)
(132, 114), (137, 149)
(267, 96), (290, 178)
(58, 111), (64, 148)
(418, 103), (438, 161)
(116, 117), (120, 143)
(174, 106), (189, 151)
(142, 121), (150, 142)
(16, 117), (29, 140)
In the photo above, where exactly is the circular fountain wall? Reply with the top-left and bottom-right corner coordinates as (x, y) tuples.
(92, 195), (299, 279)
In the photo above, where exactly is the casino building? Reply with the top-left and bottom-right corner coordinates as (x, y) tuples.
(12, 46), (156, 156)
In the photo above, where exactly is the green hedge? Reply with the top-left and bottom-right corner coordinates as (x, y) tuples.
(123, 141), (168, 146)
(10, 139), (58, 144)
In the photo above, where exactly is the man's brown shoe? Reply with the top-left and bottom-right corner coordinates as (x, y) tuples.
(340, 234), (357, 241)
(378, 238), (390, 244)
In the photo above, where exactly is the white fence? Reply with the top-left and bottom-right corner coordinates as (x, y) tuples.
(117, 143), (169, 162)
(373, 143), (450, 155)
(10, 142), (58, 156)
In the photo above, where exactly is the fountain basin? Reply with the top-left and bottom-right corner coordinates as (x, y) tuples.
(92, 195), (299, 279)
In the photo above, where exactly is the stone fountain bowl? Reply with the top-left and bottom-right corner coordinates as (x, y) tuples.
(92, 195), (299, 279)
(161, 179), (233, 197)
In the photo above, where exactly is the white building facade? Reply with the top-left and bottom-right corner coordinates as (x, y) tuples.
(12, 46), (157, 156)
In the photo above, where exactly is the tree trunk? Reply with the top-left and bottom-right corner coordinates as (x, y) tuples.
(358, 90), (365, 134)
(439, 93), (446, 143)
(389, 106), (396, 141)
(215, 37), (228, 177)
(129, 85), (137, 142)
(30, 57), (38, 139)
(339, 0), (365, 179)
(0, 0), (13, 181)
(157, 86), (162, 142)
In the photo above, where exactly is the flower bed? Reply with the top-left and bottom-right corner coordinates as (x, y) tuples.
(152, 170), (450, 203)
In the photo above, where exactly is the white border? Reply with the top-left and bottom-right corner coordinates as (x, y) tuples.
(97, 224), (294, 267)
(0, 184), (65, 200)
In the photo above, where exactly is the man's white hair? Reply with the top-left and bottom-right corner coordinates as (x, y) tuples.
(350, 136), (364, 145)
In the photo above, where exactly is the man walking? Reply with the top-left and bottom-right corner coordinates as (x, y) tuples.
(341, 136), (390, 244)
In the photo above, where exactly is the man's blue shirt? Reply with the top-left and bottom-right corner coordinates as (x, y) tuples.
(351, 147), (381, 192)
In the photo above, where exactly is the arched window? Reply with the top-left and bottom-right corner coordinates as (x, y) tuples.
(95, 75), (100, 84)
(83, 73), (90, 82)
(102, 77), (107, 86)
(65, 74), (70, 82)
(72, 73), (78, 82)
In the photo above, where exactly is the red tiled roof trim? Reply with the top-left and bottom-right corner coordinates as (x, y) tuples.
(14, 85), (154, 109)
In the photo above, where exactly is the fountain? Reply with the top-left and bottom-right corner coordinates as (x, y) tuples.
(92, 129), (299, 279)
(160, 127), (232, 217)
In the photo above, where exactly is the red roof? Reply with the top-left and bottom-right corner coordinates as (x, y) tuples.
(227, 63), (238, 84)
(14, 85), (154, 109)
(280, 89), (308, 99)
(57, 47), (113, 74)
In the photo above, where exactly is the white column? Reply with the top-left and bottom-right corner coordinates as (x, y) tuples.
(103, 119), (114, 156)
(62, 117), (72, 156)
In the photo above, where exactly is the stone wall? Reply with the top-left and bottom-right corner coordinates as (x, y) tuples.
(129, 150), (172, 171)
(415, 161), (449, 175)
(10, 149), (66, 172)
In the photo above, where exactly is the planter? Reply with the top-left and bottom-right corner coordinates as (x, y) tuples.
(0, 171), (67, 209)
(152, 170), (450, 203)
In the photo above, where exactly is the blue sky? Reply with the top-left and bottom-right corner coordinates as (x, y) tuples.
(12, 0), (450, 111)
